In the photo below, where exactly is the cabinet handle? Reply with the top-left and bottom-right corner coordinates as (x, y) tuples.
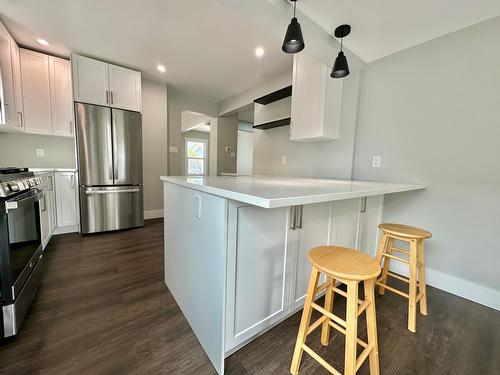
(289, 206), (296, 230)
(360, 196), (367, 213)
(69, 120), (73, 134)
(41, 194), (47, 212)
(48, 175), (53, 191)
(4, 104), (10, 122)
(106, 90), (110, 104)
(110, 91), (114, 105)
(70, 174), (75, 188)
(17, 112), (23, 128)
(296, 205), (303, 229)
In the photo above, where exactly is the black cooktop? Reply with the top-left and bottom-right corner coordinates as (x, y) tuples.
(0, 167), (28, 175)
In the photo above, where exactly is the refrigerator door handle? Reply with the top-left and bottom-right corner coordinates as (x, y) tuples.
(112, 113), (118, 181)
(85, 189), (140, 195)
(108, 114), (114, 181)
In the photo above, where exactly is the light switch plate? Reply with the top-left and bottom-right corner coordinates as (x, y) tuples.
(372, 155), (381, 168)
(169, 146), (178, 153)
(36, 148), (45, 157)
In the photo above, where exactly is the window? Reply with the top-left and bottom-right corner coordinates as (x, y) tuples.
(185, 138), (208, 176)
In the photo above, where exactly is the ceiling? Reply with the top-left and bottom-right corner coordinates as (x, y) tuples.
(297, 0), (500, 62)
(0, 0), (292, 102)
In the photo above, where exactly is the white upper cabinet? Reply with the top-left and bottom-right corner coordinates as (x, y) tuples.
(20, 49), (52, 135)
(49, 56), (73, 137)
(0, 22), (17, 129)
(10, 40), (24, 129)
(71, 54), (109, 106)
(72, 54), (142, 112)
(108, 64), (141, 112)
(291, 52), (343, 142)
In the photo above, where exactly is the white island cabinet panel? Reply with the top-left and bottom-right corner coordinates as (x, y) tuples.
(164, 183), (227, 375)
(225, 204), (292, 352)
(290, 203), (333, 310)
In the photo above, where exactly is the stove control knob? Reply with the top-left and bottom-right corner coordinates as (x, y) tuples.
(8, 182), (20, 192)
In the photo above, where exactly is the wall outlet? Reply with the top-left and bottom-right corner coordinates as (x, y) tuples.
(36, 148), (45, 157)
(168, 146), (178, 153)
(372, 155), (381, 168)
(281, 155), (287, 165)
(225, 146), (232, 152)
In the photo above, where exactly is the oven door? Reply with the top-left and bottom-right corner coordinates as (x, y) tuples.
(5, 189), (43, 299)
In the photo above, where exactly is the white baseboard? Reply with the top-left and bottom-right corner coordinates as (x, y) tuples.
(389, 262), (500, 311)
(144, 209), (163, 219)
(53, 225), (79, 235)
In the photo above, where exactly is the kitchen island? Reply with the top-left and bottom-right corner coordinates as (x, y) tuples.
(161, 175), (425, 374)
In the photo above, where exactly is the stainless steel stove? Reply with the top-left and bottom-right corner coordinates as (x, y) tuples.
(0, 167), (44, 338)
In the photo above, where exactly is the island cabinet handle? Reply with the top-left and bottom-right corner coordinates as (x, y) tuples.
(296, 205), (303, 229)
(289, 206), (297, 230)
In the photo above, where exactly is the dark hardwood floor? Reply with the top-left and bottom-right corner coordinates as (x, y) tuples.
(1, 219), (499, 374)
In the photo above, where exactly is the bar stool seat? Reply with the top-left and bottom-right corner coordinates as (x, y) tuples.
(309, 246), (381, 281)
(378, 223), (431, 240)
(290, 246), (381, 375)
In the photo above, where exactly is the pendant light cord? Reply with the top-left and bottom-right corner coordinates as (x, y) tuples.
(293, 1), (296, 18)
(340, 37), (343, 52)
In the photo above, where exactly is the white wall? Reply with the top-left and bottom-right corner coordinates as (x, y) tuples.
(353, 17), (500, 308)
(237, 130), (253, 175)
(0, 133), (75, 168)
(167, 87), (218, 176)
(142, 78), (168, 217)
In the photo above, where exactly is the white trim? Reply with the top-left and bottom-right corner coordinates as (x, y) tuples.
(144, 209), (163, 219)
(389, 262), (500, 311)
(53, 225), (79, 235)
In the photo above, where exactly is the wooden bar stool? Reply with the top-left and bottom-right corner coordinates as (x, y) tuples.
(375, 223), (432, 332)
(290, 246), (381, 375)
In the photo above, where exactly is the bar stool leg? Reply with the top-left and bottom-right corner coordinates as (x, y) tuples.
(290, 267), (320, 375)
(321, 276), (335, 346)
(417, 239), (428, 316)
(378, 237), (393, 295)
(408, 239), (418, 332)
(364, 279), (380, 375)
(344, 281), (359, 375)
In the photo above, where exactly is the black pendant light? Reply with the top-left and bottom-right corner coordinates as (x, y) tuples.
(282, 0), (305, 54)
(331, 24), (351, 78)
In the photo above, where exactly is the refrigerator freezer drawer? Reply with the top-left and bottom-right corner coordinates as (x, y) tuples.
(79, 186), (144, 234)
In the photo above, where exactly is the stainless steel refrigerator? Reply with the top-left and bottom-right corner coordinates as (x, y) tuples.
(75, 102), (144, 234)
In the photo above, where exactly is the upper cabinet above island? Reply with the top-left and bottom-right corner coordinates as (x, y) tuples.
(71, 54), (142, 112)
(291, 52), (343, 142)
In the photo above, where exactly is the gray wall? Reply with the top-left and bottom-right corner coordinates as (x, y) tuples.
(252, 72), (360, 179)
(353, 17), (500, 292)
(142, 78), (168, 213)
(0, 133), (75, 168)
(216, 115), (238, 175)
(167, 87), (218, 176)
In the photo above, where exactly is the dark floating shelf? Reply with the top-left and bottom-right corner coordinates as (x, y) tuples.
(253, 117), (291, 130)
(254, 86), (292, 105)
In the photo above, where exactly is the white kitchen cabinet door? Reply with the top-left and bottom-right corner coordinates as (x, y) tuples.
(20, 49), (52, 135)
(55, 172), (78, 227)
(0, 23), (16, 129)
(49, 56), (73, 137)
(71, 54), (109, 106)
(108, 64), (141, 112)
(10, 39), (24, 130)
(225, 203), (293, 353)
(289, 203), (333, 311)
(291, 52), (342, 142)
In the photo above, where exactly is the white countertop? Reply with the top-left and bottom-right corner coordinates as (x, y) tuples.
(161, 175), (426, 208)
(30, 168), (77, 174)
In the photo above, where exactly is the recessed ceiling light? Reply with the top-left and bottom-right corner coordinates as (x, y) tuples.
(255, 47), (265, 58)
(37, 38), (50, 46)
(157, 64), (166, 73)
